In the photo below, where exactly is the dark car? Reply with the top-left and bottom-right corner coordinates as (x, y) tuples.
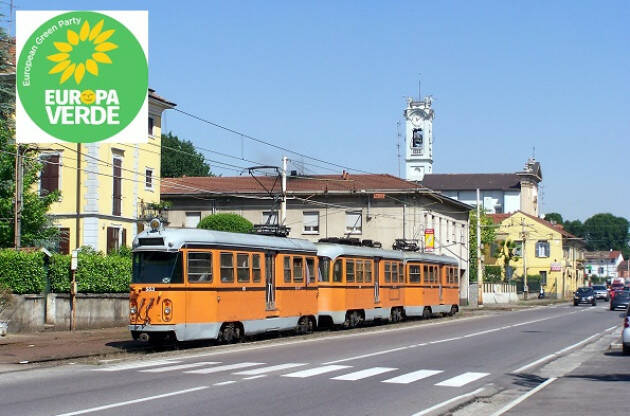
(592, 285), (609, 301)
(610, 288), (630, 311)
(574, 287), (597, 306)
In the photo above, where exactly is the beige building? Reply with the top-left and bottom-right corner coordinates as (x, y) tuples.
(35, 89), (176, 253)
(161, 173), (474, 303)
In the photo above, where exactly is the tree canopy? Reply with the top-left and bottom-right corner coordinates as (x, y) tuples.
(469, 210), (496, 283)
(583, 213), (629, 252)
(543, 212), (563, 225)
(198, 213), (253, 234)
(160, 132), (213, 178)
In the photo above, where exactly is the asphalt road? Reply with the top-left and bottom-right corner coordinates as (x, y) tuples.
(0, 304), (620, 416)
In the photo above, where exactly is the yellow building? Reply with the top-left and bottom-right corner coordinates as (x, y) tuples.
(35, 88), (175, 253)
(487, 211), (585, 299)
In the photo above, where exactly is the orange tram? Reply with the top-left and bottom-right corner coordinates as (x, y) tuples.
(129, 227), (460, 343)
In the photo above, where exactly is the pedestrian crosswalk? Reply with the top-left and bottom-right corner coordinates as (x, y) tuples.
(93, 360), (489, 389)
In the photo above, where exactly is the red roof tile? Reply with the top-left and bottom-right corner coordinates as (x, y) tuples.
(489, 211), (581, 240)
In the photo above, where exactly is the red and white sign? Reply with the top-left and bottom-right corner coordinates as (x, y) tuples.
(550, 262), (562, 272)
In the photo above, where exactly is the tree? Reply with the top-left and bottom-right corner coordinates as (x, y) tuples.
(543, 212), (563, 225)
(563, 219), (584, 238)
(0, 26), (14, 123)
(496, 239), (520, 282)
(198, 213), (253, 234)
(469, 210), (496, 283)
(583, 213), (630, 252)
(161, 132), (213, 178)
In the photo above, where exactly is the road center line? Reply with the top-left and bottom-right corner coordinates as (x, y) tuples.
(54, 386), (209, 416)
(410, 387), (486, 416)
(489, 378), (557, 416)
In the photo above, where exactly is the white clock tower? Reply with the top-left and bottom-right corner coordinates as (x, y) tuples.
(404, 96), (434, 181)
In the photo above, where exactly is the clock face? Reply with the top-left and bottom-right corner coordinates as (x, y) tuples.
(411, 114), (422, 126)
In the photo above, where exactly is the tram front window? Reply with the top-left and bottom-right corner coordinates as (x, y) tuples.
(132, 252), (183, 284)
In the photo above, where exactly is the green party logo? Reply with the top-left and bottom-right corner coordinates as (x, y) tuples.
(16, 11), (148, 143)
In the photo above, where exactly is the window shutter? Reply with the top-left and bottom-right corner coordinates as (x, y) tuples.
(185, 212), (201, 228)
(58, 227), (70, 254)
(40, 155), (59, 196)
(303, 212), (318, 227)
(122, 228), (127, 248)
(112, 158), (122, 216)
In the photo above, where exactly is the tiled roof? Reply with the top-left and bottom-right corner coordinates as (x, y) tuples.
(420, 173), (522, 191)
(488, 211), (580, 240)
(585, 250), (624, 261)
(162, 173), (425, 196)
(148, 88), (176, 107)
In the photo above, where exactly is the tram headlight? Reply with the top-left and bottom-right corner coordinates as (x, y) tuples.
(150, 218), (161, 232)
(129, 306), (137, 315)
(162, 299), (173, 322)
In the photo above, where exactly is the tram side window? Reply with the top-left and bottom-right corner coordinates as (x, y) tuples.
(391, 262), (398, 283)
(409, 265), (421, 283)
(293, 257), (304, 282)
(428, 266), (437, 283)
(187, 252), (212, 283)
(306, 257), (316, 283)
(284, 256), (292, 283)
(220, 252), (234, 283)
(385, 262), (391, 283)
(364, 260), (372, 283)
(423, 265), (429, 284)
(398, 263), (404, 283)
(356, 260), (363, 283)
(237, 253), (250, 283)
(449, 267), (458, 284)
(346, 259), (355, 283)
(319, 258), (330, 282)
(333, 260), (343, 282)
(252, 254), (262, 283)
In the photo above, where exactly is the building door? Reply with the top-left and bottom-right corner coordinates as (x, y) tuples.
(265, 253), (275, 310)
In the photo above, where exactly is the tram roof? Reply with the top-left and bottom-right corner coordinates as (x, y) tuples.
(403, 252), (459, 266)
(132, 228), (318, 253)
(316, 243), (404, 260)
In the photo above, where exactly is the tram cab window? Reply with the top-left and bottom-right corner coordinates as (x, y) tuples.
(306, 257), (316, 283)
(284, 257), (292, 283)
(346, 259), (355, 283)
(133, 251), (183, 284)
(333, 260), (343, 282)
(252, 254), (262, 283)
(356, 260), (363, 283)
(188, 252), (212, 283)
(364, 260), (372, 283)
(220, 252), (235, 283)
(409, 265), (421, 283)
(237, 253), (250, 283)
(293, 257), (304, 282)
(319, 258), (330, 282)
(385, 262), (391, 283)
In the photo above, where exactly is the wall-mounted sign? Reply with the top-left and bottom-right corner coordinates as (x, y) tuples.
(424, 228), (434, 252)
(372, 193), (386, 199)
(16, 10), (148, 143)
(550, 262), (562, 272)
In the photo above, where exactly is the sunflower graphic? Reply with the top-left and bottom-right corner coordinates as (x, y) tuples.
(46, 19), (118, 85)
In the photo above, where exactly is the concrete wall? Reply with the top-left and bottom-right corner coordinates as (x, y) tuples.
(482, 284), (519, 304)
(1, 293), (129, 333)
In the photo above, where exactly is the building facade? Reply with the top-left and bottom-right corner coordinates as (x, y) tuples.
(584, 250), (624, 281)
(404, 96), (434, 182)
(36, 89), (175, 253)
(487, 211), (585, 298)
(161, 173), (474, 304)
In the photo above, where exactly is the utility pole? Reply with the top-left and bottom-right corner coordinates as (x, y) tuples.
(476, 189), (483, 305)
(280, 156), (287, 226)
(521, 218), (528, 300)
(13, 145), (23, 249)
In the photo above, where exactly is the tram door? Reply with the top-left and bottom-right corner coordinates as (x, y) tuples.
(438, 266), (444, 304)
(265, 253), (275, 310)
(374, 259), (380, 303)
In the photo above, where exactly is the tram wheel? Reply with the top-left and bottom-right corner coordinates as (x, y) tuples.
(296, 316), (314, 334)
(391, 307), (403, 323)
(422, 307), (432, 319)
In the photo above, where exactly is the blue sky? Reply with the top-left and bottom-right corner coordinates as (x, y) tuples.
(6, 1), (629, 221)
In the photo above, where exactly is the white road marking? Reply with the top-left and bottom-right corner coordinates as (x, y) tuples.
(489, 378), (557, 416)
(382, 369), (443, 384)
(213, 381), (236, 386)
(435, 372), (489, 387)
(234, 363), (308, 375)
(429, 337), (462, 344)
(93, 360), (181, 372)
(54, 386), (209, 416)
(410, 387), (486, 416)
(331, 367), (398, 381)
(185, 362), (265, 375)
(283, 365), (351, 378)
(242, 375), (267, 380)
(513, 332), (600, 374)
(140, 361), (221, 373)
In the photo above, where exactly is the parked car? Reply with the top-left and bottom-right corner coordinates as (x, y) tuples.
(610, 282), (625, 300)
(622, 304), (629, 355)
(574, 287), (597, 306)
(610, 288), (630, 311)
(592, 285), (609, 301)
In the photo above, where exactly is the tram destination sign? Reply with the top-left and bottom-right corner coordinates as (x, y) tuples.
(16, 10), (148, 143)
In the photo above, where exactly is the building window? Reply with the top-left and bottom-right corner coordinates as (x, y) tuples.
(412, 128), (423, 147)
(145, 168), (153, 189)
(262, 211), (278, 225)
(112, 158), (122, 216)
(345, 211), (362, 234)
(303, 211), (319, 234)
(106, 227), (120, 254)
(148, 117), (154, 136)
(536, 241), (550, 258)
(539, 271), (547, 286)
(598, 267), (604, 275)
(58, 227), (70, 254)
(185, 212), (201, 228)
(40, 154), (60, 196)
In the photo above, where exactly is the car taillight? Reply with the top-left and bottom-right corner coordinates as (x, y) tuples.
(625, 317), (629, 328)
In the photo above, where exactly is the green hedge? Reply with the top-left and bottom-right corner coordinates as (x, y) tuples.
(0, 250), (46, 294)
(198, 213), (253, 233)
(50, 251), (131, 293)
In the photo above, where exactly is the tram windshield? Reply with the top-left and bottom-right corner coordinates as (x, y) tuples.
(132, 251), (183, 284)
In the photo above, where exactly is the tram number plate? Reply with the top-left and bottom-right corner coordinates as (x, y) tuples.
(144, 287), (156, 292)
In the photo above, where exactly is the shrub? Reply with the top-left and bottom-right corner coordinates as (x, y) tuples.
(49, 251), (131, 293)
(484, 266), (503, 283)
(0, 282), (14, 315)
(198, 213), (253, 233)
(0, 250), (46, 294)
